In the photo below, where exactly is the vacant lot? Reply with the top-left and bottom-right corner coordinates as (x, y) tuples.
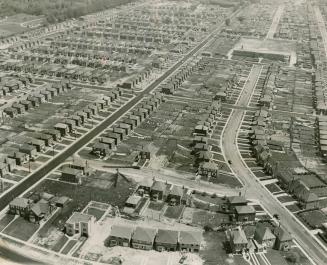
(192, 210), (229, 227)
(3, 217), (39, 241)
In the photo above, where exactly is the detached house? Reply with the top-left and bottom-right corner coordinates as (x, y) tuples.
(132, 226), (157, 250)
(155, 229), (179, 252)
(107, 225), (134, 247)
(254, 224), (276, 249)
(179, 231), (202, 252)
(65, 212), (95, 237)
(228, 228), (248, 254)
(273, 227), (292, 251)
(234, 205), (256, 222)
(9, 197), (32, 216)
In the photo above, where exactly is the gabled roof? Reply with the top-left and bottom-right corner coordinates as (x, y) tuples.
(155, 229), (178, 245)
(169, 185), (184, 197)
(231, 229), (248, 244)
(179, 231), (202, 245)
(139, 178), (154, 188)
(30, 201), (49, 216)
(132, 226), (157, 242)
(152, 181), (166, 192)
(110, 225), (134, 240)
(10, 197), (31, 208)
(67, 212), (93, 224)
(254, 224), (276, 242)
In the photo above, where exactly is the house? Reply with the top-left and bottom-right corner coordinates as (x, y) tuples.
(155, 229), (179, 252)
(273, 227), (292, 251)
(4, 107), (18, 118)
(19, 144), (37, 158)
(12, 103), (25, 114)
(54, 123), (69, 136)
(99, 137), (116, 149)
(105, 132), (121, 145)
(125, 195), (142, 209)
(9, 197), (32, 216)
(43, 129), (61, 141)
(179, 231), (202, 252)
(198, 162), (219, 178)
(65, 212), (95, 237)
(64, 119), (76, 132)
(29, 199), (52, 223)
(151, 181), (168, 201)
(132, 226), (157, 250)
(112, 127), (127, 140)
(234, 205), (256, 222)
(51, 196), (70, 208)
(228, 228), (248, 254)
(92, 141), (111, 157)
(194, 125), (208, 136)
(106, 225), (134, 247)
(28, 138), (46, 152)
(227, 196), (248, 210)
(0, 162), (9, 177)
(36, 133), (53, 146)
(289, 179), (319, 209)
(137, 178), (154, 196)
(60, 166), (84, 184)
(167, 185), (184, 205)
(8, 151), (29, 165)
(20, 100), (32, 111)
(254, 224), (276, 248)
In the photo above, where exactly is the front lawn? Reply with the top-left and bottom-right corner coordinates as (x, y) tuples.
(148, 201), (165, 211)
(0, 214), (15, 231)
(3, 217), (39, 241)
(164, 205), (185, 219)
(61, 240), (77, 254)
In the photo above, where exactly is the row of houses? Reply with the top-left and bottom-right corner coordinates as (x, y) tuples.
(9, 193), (70, 224)
(54, 90), (121, 137)
(92, 93), (164, 157)
(161, 58), (200, 94)
(0, 61), (110, 84)
(251, 108), (325, 210)
(226, 223), (292, 254)
(317, 116), (327, 160)
(3, 80), (71, 119)
(106, 225), (202, 252)
(193, 100), (222, 178)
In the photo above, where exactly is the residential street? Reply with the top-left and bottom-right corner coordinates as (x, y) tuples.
(221, 64), (327, 265)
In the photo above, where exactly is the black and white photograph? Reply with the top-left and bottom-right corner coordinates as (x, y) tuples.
(0, 0), (326, 264)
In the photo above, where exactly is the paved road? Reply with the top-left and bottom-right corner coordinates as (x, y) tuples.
(221, 64), (327, 265)
(0, 244), (46, 265)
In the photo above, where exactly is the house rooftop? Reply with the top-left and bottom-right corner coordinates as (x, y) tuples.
(110, 225), (134, 240)
(10, 197), (31, 208)
(67, 212), (93, 224)
(179, 231), (202, 245)
(132, 226), (157, 242)
(155, 229), (178, 244)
